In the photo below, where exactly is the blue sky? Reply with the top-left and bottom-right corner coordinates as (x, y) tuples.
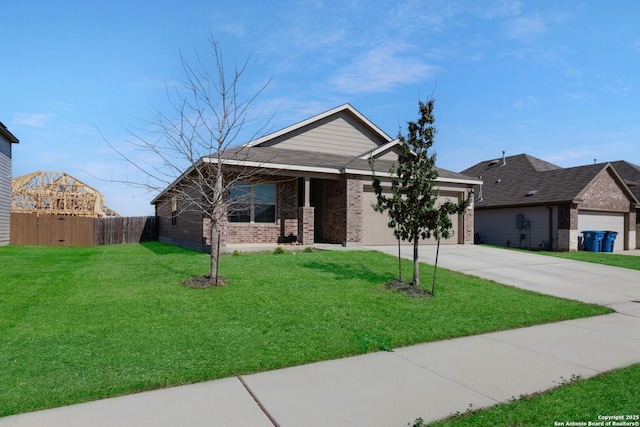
(3, 1), (639, 216)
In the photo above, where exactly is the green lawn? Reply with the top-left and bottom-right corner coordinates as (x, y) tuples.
(427, 363), (640, 426)
(537, 249), (640, 271)
(0, 242), (610, 417)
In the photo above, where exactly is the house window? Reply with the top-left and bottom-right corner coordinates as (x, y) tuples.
(171, 196), (177, 226)
(228, 182), (276, 223)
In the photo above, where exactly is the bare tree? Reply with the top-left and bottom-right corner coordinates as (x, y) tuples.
(106, 35), (271, 284)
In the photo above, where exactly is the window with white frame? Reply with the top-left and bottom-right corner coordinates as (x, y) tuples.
(228, 182), (276, 223)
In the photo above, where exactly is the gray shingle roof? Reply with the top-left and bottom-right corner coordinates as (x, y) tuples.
(214, 146), (356, 170)
(611, 160), (640, 201)
(214, 146), (477, 181)
(461, 153), (628, 208)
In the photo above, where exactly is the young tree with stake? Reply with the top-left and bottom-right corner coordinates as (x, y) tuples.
(370, 99), (471, 294)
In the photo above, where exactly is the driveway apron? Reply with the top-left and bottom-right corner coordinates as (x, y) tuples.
(366, 244), (640, 317)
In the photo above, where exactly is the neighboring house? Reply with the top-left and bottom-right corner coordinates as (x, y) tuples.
(610, 161), (640, 247)
(152, 104), (480, 251)
(462, 153), (639, 251)
(0, 122), (20, 246)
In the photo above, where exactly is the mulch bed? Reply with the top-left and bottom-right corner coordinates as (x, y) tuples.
(183, 275), (228, 288)
(385, 279), (434, 298)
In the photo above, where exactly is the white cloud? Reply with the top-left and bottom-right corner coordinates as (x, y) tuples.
(544, 149), (599, 166)
(543, 126), (640, 166)
(562, 92), (593, 102)
(505, 16), (547, 41)
(386, 1), (450, 34)
(513, 95), (541, 109)
(131, 76), (179, 90)
(14, 113), (54, 128)
(480, 0), (522, 18)
(599, 80), (633, 96)
(217, 22), (247, 38)
(47, 102), (74, 112)
(331, 42), (436, 94)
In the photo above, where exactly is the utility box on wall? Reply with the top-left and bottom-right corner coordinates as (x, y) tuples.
(516, 213), (525, 229)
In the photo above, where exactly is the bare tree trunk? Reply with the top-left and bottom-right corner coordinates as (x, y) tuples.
(412, 237), (420, 287)
(209, 168), (223, 283)
(210, 223), (219, 280)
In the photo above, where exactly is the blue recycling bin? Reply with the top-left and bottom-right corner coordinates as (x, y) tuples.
(602, 231), (618, 253)
(582, 230), (605, 252)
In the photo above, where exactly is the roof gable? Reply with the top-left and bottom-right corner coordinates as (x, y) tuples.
(577, 166), (635, 210)
(245, 104), (394, 157)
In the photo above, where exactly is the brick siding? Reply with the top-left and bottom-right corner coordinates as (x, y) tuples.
(345, 175), (362, 244)
(580, 169), (630, 212)
(298, 206), (314, 244)
(464, 205), (474, 244)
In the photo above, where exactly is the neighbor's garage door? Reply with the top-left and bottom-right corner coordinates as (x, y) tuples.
(578, 211), (625, 251)
(361, 187), (460, 246)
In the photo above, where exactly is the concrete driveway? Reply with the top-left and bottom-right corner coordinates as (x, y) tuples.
(366, 244), (640, 317)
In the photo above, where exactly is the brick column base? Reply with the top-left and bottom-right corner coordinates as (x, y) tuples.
(298, 207), (315, 245)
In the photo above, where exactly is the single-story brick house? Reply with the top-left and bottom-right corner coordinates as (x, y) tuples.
(610, 160), (640, 247)
(461, 153), (639, 251)
(0, 122), (20, 246)
(152, 104), (480, 251)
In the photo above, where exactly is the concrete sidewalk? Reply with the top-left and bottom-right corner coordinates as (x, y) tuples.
(3, 246), (640, 426)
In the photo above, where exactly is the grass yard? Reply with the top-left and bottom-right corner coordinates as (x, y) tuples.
(427, 362), (640, 426)
(0, 242), (610, 417)
(537, 249), (640, 271)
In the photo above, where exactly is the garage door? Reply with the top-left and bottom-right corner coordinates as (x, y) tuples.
(578, 211), (625, 251)
(361, 187), (460, 246)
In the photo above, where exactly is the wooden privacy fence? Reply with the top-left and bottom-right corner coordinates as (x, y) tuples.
(10, 213), (158, 246)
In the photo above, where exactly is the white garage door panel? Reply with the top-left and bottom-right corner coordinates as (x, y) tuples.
(578, 211), (625, 251)
(362, 188), (460, 246)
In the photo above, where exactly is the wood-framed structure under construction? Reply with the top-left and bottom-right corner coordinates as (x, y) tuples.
(12, 171), (120, 218)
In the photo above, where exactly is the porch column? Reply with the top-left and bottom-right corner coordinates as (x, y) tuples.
(298, 206), (314, 245)
(463, 193), (474, 245)
(298, 177), (314, 245)
(344, 175), (362, 246)
(627, 208), (636, 250)
(304, 176), (311, 207)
